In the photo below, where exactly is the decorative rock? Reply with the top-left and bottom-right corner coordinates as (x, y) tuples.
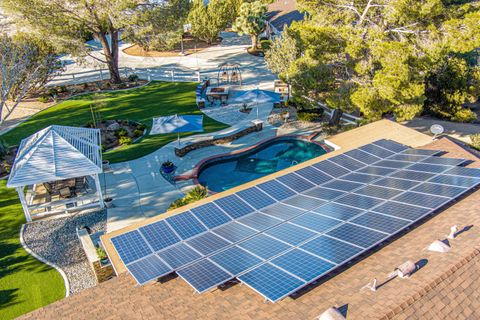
(428, 239), (451, 253)
(318, 307), (346, 320)
(107, 122), (120, 131)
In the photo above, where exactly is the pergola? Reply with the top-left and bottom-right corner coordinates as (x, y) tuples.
(7, 125), (104, 222)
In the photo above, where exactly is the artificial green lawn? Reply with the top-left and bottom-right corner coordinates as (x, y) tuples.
(0, 180), (65, 320)
(1, 81), (229, 163)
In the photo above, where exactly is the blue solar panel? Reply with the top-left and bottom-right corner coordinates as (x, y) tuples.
(374, 160), (412, 169)
(237, 187), (275, 210)
(282, 195), (326, 210)
(402, 149), (442, 156)
(296, 166), (332, 185)
(190, 203), (231, 229)
(301, 236), (362, 264)
(444, 166), (480, 178)
(351, 212), (410, 234)
(212, 222), (257, 243)
(257, 180), (296, 200)
(356, 166), (396, 176)
(139, 220), (180, 252)
(214, 194), (254, 219)
(420, 157), (467, 166)
(412, 183), (466, 198)
(327, 223), (387, 248)
(111, 230), (152, 265)
(393, 192), (449, 209)
(328, 154), (365, 171)
(177, 259), (232, 293)
(186, 232), (231, 255)
(265, 223), (317, 245)
(271, 249), (335, 282)
(260, 203), (306, 220)
(276, 173), (315, 193)
(340, 173), (380, 184)
(314, 160), (350, 177)
(238, 263), (305, 302)
(238, 212), (282, 231)
(334, 193), (384, 210)
(239, 234), (291, 259)
(359, 144), (394, 158)
(157, 243), (202, 269)
(303, 187), (346, 201)
(166, 211), (207, 240)
(388, 154), (427, 162)
(390, 170), (435, 181)
(312, 203), (364, 221)
(354, 185), (404, 200)
(373, 139), (409, 153)
(407, 163), (451, 174)
(372, 201), (430, 221)
(291, 212), (342, 233)
(429, 174), (480, 188)
(210, 246), (262, 275)
(344, 149), (380, 164)
(322, 180), (363, 192)
(372, 177), (420, 190)
(127, 255), (171, 284)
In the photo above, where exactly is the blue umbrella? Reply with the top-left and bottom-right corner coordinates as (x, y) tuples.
(231, 89), (280, 104)
(151, 114), (204, 146)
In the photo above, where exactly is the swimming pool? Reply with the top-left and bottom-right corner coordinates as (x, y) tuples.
(196, 137), (331, 192)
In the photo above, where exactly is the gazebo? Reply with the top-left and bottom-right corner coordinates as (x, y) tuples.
(217, 62), (242, 85)
(7, 125), (104, 222)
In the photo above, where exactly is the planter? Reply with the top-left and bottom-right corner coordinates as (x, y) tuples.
(161, 165), (175, 174)
(104, 197), (114, 208)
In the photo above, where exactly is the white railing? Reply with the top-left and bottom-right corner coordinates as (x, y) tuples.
(303, 96), (362, 124)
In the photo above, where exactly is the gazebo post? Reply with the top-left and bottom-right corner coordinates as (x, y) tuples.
(16, 187), (32, 222)
(93, 174), (105, 208)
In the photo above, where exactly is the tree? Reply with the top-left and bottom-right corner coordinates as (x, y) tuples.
(266, 0), (480, 121)
(124, 0), (192, 51)
(0, 34), (60, 125)
(264, 28), (299, 80)
(232, 1), (267, 49)
(3, 0), (139, 84)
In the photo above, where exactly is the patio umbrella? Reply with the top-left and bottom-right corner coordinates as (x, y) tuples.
(150, 114), (204, 146)
(231, 88), (280, 105)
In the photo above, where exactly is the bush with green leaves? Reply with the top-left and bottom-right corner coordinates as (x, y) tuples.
(38, 94), (50, 103)
(96, 246), (107, 260)
(470, 133), (480, 150)
(296, 110), (324, 122)
(0, 140), (9, 159)
(114, 128), (128, 138)
(260, 39), (272, 51)
(133, 129), (144, 137)
(119, 136), (133, 145)
(451, 108), (477, 123)
(168, 185), (208, 210)
(128, 74), (139, 82)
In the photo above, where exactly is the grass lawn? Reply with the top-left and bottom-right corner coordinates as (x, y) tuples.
(1, 81), (229, 163)
(0, 180), (65, 320)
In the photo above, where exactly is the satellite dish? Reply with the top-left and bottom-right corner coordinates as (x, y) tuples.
(430, 124), (444, 139)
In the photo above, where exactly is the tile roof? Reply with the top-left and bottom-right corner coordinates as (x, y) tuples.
(266, 0), (304, 31)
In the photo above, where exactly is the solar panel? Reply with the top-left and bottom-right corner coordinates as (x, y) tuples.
(334, 193), (384, 210)
(271, 249), (335, 282)
(214, 194), (254, 219)
(238, 212), (283, 231)
(177, 259), (232, 293)
(429, 174), (480, 188)
(127, 255), (171, 284)
(260, 203), (306, 220)
(257, 180), (296, 200)
(265, 223), (317, 245)
(212, 221), (257, 243)
(282, 195), (326, 210)
(322, 180), (363, 192)
(314, 160), (350, 177)
(301, 236), (362, 264)
(373, 139), (409, 153)
(356, 166), (396, 176)
(111, 230), (152, 265)
(359, 144), (394, 158)
(312, 203), (364, 221)
(139, 220), (180, 252)
(303, 187), (346, 201)
(393, 192), (449, 209)
(291, 212), (342, 233)
(238, 263), (305, 302)
(343, 149), (380, 164)
(157, 243), (202, 269)
(351, 212), (410, 234)
(374, 160), (412, 169)
(296, 166), (332, 185)
(372, 201), (429, 221)
(340, 173), (380, 184)
(354, 185), (404, 200)
(186, 232), (231, 255)
(402, 149), (442, 156)
(239, 234), (291, 259)
(328, 154), (365, 171)
(372, 177), (420, 190)
(190, 203), (231, 229)
(406, 163), (452, 174)
(210, 246), (262, 274)
(444, 166), (480, 178)
(276, 173), (315, 193)
(420, 157), (468, 166)
(166, 211), (207, 240)
(390, 170), (435, 181)
(388, 154), (427, 162)
(327, 223), (387, 248)
(412, 183), (466, 198)
(237, 187), (275, 210)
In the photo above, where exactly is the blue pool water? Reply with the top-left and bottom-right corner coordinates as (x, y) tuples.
(197, 138), (329, 192)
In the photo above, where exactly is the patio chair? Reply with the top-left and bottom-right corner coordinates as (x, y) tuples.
(221, 72), (228, 82)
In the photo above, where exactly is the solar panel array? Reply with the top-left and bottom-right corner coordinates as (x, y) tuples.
(110, 139), (480, 302)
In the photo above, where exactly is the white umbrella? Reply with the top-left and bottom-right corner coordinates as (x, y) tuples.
(150, 114), (204, 146)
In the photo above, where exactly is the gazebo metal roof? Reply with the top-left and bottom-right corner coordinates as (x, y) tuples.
(7, 125), (102, 188)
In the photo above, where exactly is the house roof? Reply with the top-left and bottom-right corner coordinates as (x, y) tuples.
(266, 0), (304, 31)
(7, 125), (102, 188)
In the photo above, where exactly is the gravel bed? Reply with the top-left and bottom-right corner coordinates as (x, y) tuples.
(23, 209), (107, 295)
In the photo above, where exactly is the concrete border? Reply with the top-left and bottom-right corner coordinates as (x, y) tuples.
(19, 224), (70, 297)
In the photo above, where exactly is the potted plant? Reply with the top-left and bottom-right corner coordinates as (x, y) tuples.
(96, 246), (109, 265)
(104, 197), (114, 208)
(161, 160), (175, 174)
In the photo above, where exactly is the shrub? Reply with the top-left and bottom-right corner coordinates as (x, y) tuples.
(297, 109), (324, 122)
(119, 136), (133, 145)
(58, 85), (67, 93)
(260, 39), (272, 51)
(168, 198), (187, 210)
(128, 74), (139, 82)
(0, 140), (9, 159)
(47, 87), (58, 96)
(133, 129), (144, 137)
(451, 108), (477, 123)
(137, 123), (147, 131)
(471, 133), (480, 150)
(38, 94), (50, 103)
(167, 186), (208, 210)
(96, 246), (107, 260)
(114, 128), (128, 137)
